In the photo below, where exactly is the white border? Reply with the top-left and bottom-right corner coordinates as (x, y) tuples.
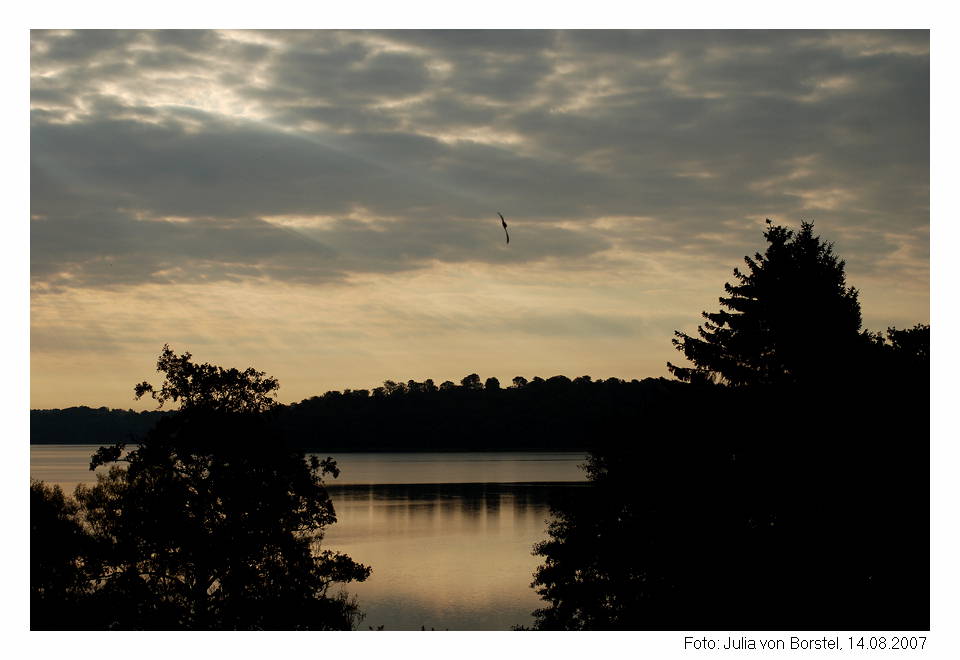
(7, 4), (955, 659)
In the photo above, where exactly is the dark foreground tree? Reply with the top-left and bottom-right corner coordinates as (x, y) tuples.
(668, 220), (866, 386)
(33, 345), (370, 630)
(31, 481), (102, 627)
(529, 388), (793, 630)
(530, 380), (928, 630)
(530, 221), (929, 630)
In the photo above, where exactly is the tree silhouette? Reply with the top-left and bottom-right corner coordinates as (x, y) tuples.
(528, 374), (928, 629)
(60, 345), (370, 630)
(460, 373), (482, 390)
(668, 220), (864, 386)
(133, 344), (280, 413)
(885, 323), (928, 358)
(884, 323), (930, 374)
(528, 221), (929, 630)
(31, 481), (102, 628)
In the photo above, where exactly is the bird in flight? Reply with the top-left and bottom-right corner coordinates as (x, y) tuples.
(498, 212), (510, 244)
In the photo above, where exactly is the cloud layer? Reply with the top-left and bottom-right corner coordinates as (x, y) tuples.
(30, 30), (930, 406)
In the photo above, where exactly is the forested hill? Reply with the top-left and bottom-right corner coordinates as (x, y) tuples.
(30, 407), (173, 445)
(31, 376), (688, 451)
(280, 376), (686, 451)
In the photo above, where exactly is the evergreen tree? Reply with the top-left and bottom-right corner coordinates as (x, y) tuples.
(668, 220), (864, 386)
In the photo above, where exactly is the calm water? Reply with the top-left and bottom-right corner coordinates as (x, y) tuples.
(30, 445), (587, 630)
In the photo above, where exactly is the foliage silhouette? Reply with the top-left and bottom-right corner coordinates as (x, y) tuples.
(668, 220), (866, 386)
(30, 406), (170, 444)
(32, 345), (370, 630)
(31, 480), (102, 628)
(275, 374), (682, 452)
(885, 323), (929, 361)
(33, 373), (691, 453)
(530, 221), (929, 630)
(133, 344), (280, 413)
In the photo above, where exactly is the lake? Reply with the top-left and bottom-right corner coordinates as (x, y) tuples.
(30, 445), (588, 630)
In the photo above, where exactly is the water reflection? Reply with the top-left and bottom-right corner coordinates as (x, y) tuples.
(322, 451), (585, 485)
(326, 482), (579, 538)
(31, 446), (587, 630)
(324, 482), (588, 630)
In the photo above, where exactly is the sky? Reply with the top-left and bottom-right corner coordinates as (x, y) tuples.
(29, 29), (930, 410)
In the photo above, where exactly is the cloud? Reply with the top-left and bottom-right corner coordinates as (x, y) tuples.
(30, 29), (928, 295)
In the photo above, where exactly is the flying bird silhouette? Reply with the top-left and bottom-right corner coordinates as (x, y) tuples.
(498, 212), (509, 244)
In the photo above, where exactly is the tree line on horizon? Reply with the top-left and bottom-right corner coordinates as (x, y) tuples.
(31, 219), (930, 630)
(32, 374), (690, 451)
